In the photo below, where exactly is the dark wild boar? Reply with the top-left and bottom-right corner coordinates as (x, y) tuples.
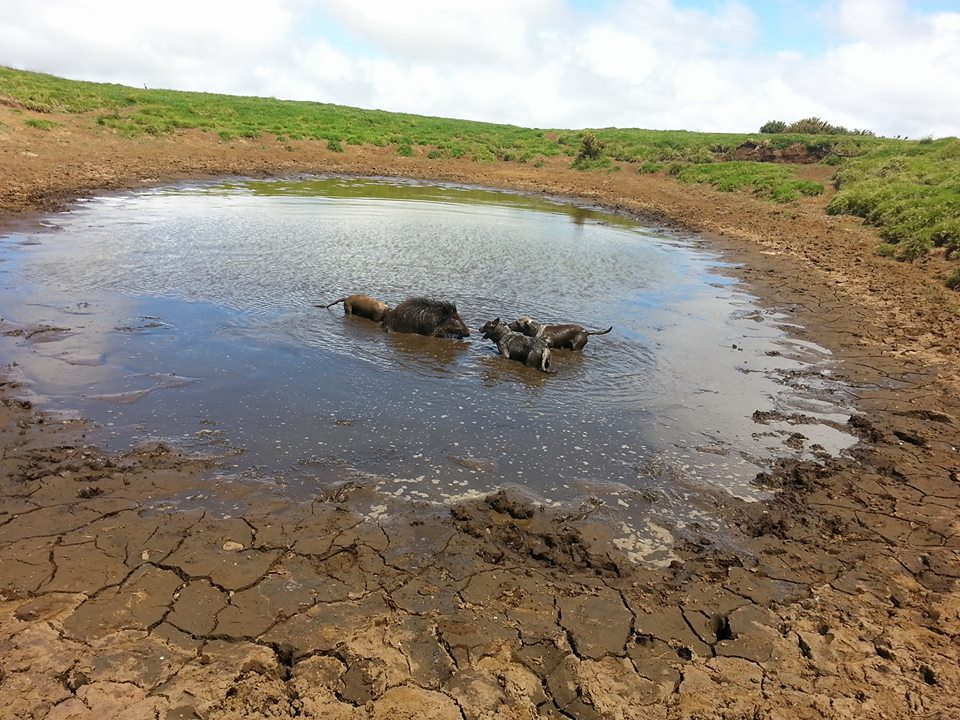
(382, 297), (470, 338)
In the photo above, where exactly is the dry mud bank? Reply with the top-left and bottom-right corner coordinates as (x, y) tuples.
(1, 111), (959, 718)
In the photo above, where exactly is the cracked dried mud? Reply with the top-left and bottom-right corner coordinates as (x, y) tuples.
(1, 109), (958, 718)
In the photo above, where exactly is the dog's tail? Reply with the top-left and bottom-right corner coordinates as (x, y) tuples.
(315, 297), (347, 309)
(587, 326), (613, 336)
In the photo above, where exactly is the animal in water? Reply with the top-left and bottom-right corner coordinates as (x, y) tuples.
(479, 318), (552, 372)
(382, 297), (470, 338)
(507, 316), (612, 351)
(319, 294), (391, 323)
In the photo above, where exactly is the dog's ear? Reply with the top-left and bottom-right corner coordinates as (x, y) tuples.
(493, 317), (501, 324)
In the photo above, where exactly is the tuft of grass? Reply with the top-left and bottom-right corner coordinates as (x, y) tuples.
(24, 117), (61, 131)
(396, 142), (413, 157)
(876, 242), (897, 258)
(671, 161), (824, 202)
(326, 138), (344, 152)
(827, 137), (960, 267)
(637, 161), (664, 174)
(571, 155), (613, 171)
(946, 267), (960, 291)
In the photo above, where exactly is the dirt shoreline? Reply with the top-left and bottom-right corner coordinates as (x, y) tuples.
(1, 114), (958, 719)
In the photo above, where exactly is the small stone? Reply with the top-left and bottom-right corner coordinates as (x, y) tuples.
(222, 541), (244, 551)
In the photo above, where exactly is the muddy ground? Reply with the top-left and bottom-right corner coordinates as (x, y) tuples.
(0, 107), (958, 719)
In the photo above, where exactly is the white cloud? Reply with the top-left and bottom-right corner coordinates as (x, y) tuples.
(0, 0), (957, 137)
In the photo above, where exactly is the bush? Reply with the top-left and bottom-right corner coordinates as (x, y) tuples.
(762, 117), (876, 137)
(787, 117), (833, 134)
(577, 131), (605, 161)
(326, 139), (344, 152)
(396, 142), (413, 157)
(760, 120), (787, 134)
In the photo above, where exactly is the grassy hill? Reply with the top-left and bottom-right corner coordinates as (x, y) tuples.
(1, 66), (957, 287)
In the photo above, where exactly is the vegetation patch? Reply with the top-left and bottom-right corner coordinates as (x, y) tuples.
(827, 137), (960, 262)
(761, 117), (875, 136)
(672, 161), (824, 202)
(24, 118), (61, 131)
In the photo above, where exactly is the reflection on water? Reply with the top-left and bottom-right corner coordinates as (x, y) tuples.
(0, 176), (857, 556)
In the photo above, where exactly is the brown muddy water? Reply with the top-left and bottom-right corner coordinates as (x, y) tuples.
(0, 176), (857, 561)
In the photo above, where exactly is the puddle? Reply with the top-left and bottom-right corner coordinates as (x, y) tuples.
(0, 176), (858, 553)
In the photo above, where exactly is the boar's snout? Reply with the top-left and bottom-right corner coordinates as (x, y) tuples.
(443, 315), (470, 338)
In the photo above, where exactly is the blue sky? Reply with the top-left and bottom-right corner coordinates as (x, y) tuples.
(1, 0), (959, 137)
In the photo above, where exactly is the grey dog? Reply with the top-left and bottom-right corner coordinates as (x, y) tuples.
(507, 316), (612, 351)
(479, 318), (552, 372)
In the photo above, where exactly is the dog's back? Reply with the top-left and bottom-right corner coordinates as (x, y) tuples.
(481, 318), (551, 372)
(498, 327), (552, 371)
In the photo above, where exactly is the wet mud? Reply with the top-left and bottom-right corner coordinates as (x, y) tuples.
(1, 108), (959, 718)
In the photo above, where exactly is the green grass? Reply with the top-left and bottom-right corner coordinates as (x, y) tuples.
(0, 66), (562, 161)
(0, 65), (869, 185)
(671, 161), (824, 202)
(23, 117), (61, 131)
(827, 137), (960, 261)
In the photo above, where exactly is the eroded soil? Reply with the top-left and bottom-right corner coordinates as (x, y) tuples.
(1, 106), (958, 719)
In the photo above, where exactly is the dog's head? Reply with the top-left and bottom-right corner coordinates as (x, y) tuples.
(507, 316), (537, 334)
(479, 318), (507, 341)
(510, 316), (548, 337)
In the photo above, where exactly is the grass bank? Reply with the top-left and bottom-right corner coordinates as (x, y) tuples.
(1, 66), (957, 287)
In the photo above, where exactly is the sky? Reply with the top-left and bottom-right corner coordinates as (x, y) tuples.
(1, 0), (958, 138)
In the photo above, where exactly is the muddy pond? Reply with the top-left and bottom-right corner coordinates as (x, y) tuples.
(0, 177), (857, 559)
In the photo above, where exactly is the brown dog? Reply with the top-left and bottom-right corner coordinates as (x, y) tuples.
(319, 294), (391, 323)
(507, 316), (612, 351)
